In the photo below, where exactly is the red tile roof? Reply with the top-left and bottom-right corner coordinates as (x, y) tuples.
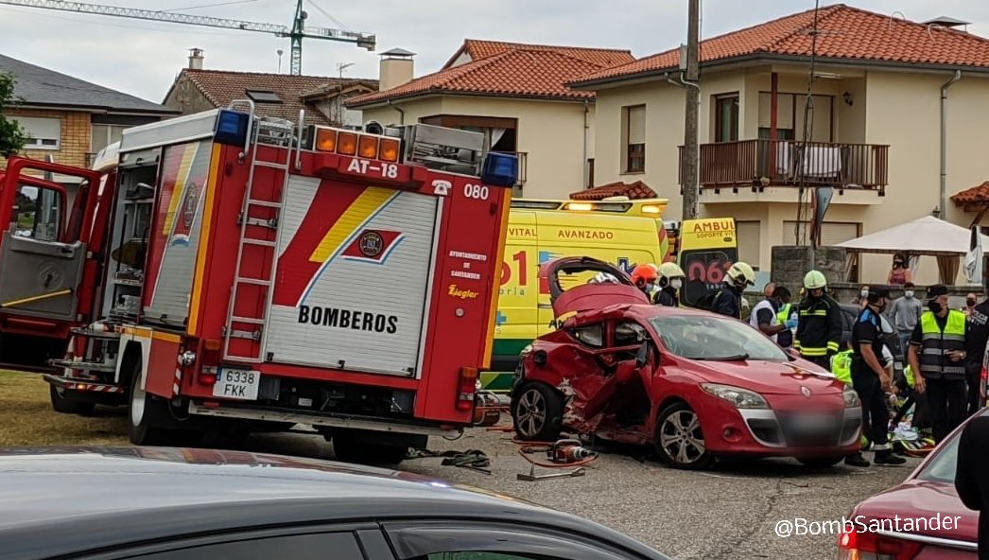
(169, 69), (377, 125)
(570, 181), (658, 200)
(445, 39), (634, 69)
(349, 40), (634, 107)
(952, 181), (989, 205)
(575, 4), (989, 86)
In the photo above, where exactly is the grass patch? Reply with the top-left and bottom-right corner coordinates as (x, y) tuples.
(0, 370), (128, 447)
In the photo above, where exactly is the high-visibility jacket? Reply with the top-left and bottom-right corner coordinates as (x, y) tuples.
(831, 349), (853, 386)
(904, 364), (915, 388)
(918, 310), (967, 380)
(794, 294), (842, 358)
(777, 303), (795, 325)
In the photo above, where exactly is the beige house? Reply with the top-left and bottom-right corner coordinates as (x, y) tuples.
(572, 5), (989, 284)
(347, 40), (634, 198)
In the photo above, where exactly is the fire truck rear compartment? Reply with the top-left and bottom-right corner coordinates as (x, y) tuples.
(220, 374), (414, 419)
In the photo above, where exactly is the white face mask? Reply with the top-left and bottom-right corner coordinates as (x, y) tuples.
(860, 289), (869, 298)
(904, 290), (914, 298)
(671, 279), (683, 290)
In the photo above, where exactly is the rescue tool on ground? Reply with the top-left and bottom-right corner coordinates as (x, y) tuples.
(10, 102), (516, 464)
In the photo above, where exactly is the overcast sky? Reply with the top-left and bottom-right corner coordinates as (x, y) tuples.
(1, 0), (988, 104)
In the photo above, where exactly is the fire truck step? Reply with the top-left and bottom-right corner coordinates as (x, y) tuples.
(230, 316), (265, 324)
(242, 239), (277, 248)
(236, 277), (272, 287)
(49, 359), (116, 372)
(252, 161), (290, 170)
(247, 199), (282, 208)
(70, 327), (120, 339)
(228, 329), (261, 341)
(240, 217), (277, 228)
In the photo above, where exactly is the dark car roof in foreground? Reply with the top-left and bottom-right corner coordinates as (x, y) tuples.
(0, 447), (664, 559)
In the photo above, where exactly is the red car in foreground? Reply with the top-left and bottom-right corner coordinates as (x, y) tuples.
(839, 409), (984, 559)
(510, 257), (862, 469)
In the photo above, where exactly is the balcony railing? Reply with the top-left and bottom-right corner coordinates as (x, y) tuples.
(679, 139), (889, 193)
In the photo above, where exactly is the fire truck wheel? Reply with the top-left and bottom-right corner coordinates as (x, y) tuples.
(331, 429), (415, 465)
(127, 370), (169, 445)
(511, 382), (563, 442)
(49, 385), (96, 416)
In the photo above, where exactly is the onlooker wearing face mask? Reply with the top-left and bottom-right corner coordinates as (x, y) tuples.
(854, 285), (870, 309)
(965, 290), (989, 415)
(887, 282), (922, 360)
(888, 253), (912, 286)
(966, 293), (979, 317)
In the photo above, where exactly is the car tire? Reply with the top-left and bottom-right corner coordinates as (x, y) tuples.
(49, 385), (96, 416)
(511, 382), (563, 441)
(331, 429), (416, 466)
(654, 402), (713, 470)
(798, 456), (844, 468)
(127, 362), (169, 446)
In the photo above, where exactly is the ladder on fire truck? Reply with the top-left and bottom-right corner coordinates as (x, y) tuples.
(221, 102), (300, 363)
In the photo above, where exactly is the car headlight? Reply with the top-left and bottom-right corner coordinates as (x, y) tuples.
(520, 344), (533, 357)
(701, 383), (769, 409)
(843, 385), (861, 408)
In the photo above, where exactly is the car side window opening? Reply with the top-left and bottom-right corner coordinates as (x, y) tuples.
(614, 322), (647, 347)
(570, 323), (605, 348)
(11, 184), (61, 241)
(118, 531), (364, 560)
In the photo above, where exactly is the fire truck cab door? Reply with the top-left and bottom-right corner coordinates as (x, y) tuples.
(0, 178), (84, 322)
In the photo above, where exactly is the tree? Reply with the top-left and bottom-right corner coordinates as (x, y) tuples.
(0, 72), (26, 157)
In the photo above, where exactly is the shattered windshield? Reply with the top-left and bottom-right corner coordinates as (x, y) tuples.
(649, 315), (789, 362)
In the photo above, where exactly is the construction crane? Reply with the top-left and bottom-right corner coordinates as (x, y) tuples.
(0, 0), (375, 75)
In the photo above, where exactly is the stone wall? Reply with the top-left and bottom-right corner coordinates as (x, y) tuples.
(770, 245), (848, 297)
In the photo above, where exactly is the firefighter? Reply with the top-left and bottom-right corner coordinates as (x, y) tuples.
(654, 262), (685, 306)
(711, 262), (755, 319)
(908, 284), (968, 443)
(630, 263), (659, 300)
(851, 288), (905, 465)
(794, 270), (842, 369)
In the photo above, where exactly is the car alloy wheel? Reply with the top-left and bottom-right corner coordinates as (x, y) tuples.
(516, 387), (547, 438)
(656, 403), (712, 469)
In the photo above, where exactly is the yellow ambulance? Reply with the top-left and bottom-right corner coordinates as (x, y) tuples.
(484, 198), (669, 391)
(674, 218), (739, 308)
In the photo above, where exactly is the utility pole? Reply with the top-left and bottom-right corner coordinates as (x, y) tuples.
(681, 0), (700, 220)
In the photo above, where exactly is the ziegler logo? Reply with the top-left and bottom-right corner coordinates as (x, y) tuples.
(358, 231), (384, 258)
(448, 284), (479, 300)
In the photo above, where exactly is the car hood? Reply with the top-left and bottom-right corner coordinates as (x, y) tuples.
(851, 479), (978, 544)
(685, 358), (844, 400)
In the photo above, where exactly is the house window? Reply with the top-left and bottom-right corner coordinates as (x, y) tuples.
(15, 117), (61, 150)
(245, 90), (282, 104)
(758, 92), (833, 142)
(622, 105), (645, 173)
(714, 93), (739, 142)
(91, 124), (127, 154)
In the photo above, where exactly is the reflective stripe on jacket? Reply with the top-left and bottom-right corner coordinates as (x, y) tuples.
(794, 295), (842, 358)
(918, 310), (966, 379)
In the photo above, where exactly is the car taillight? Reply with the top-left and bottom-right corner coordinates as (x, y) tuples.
(457, 367), (479, 411)
(838, 526), (921, 560)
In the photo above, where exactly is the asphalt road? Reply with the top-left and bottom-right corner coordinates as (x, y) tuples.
(235, 425), (916, 560)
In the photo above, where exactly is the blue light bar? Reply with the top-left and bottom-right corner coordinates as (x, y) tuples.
(480, 152), (518, 187)
(214, 109), (250, 146)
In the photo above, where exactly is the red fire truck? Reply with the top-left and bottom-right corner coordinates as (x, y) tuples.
(0, 158), (108, 369)
(33, 104), (515, 463)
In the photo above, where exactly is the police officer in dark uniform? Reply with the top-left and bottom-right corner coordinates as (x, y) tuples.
(852, 287), (906, 465)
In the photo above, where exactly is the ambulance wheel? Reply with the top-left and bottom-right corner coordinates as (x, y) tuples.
(331, 429), (416, 466)
(798, 455), (844, 468)
(511, 382), (562, 441)
(49, 385), (95, 416)
(654, 402), (713, 469)
(127, 364), (169, 446)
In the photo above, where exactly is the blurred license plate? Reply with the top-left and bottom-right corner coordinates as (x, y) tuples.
(212, 368), (259, 400)
(792, 414), (836, 430)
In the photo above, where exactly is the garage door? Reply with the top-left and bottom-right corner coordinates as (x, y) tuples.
(265, 175), (439, 376)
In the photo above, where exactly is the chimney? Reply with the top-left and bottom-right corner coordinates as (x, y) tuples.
(188, 48), (204, 70)
(378, 48), (415, 91)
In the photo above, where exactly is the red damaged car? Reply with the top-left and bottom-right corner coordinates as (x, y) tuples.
(510, 257), (862, 469)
